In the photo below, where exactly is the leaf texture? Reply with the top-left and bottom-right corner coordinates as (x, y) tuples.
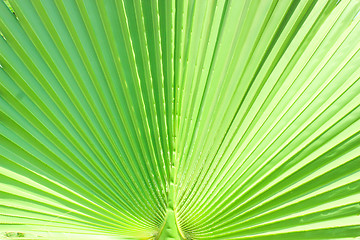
(0, 0), (359, 239)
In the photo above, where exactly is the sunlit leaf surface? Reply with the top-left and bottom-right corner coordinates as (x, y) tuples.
(1, 0), (360, 239)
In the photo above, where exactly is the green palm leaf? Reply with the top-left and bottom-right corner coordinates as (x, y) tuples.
(0, 0), (359, 239)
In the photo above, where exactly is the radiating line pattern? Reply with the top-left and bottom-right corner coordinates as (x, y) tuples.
(0, 0), (359, 239)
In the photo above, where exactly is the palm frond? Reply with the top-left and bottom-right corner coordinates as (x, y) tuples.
(0, 0), (359, 239)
